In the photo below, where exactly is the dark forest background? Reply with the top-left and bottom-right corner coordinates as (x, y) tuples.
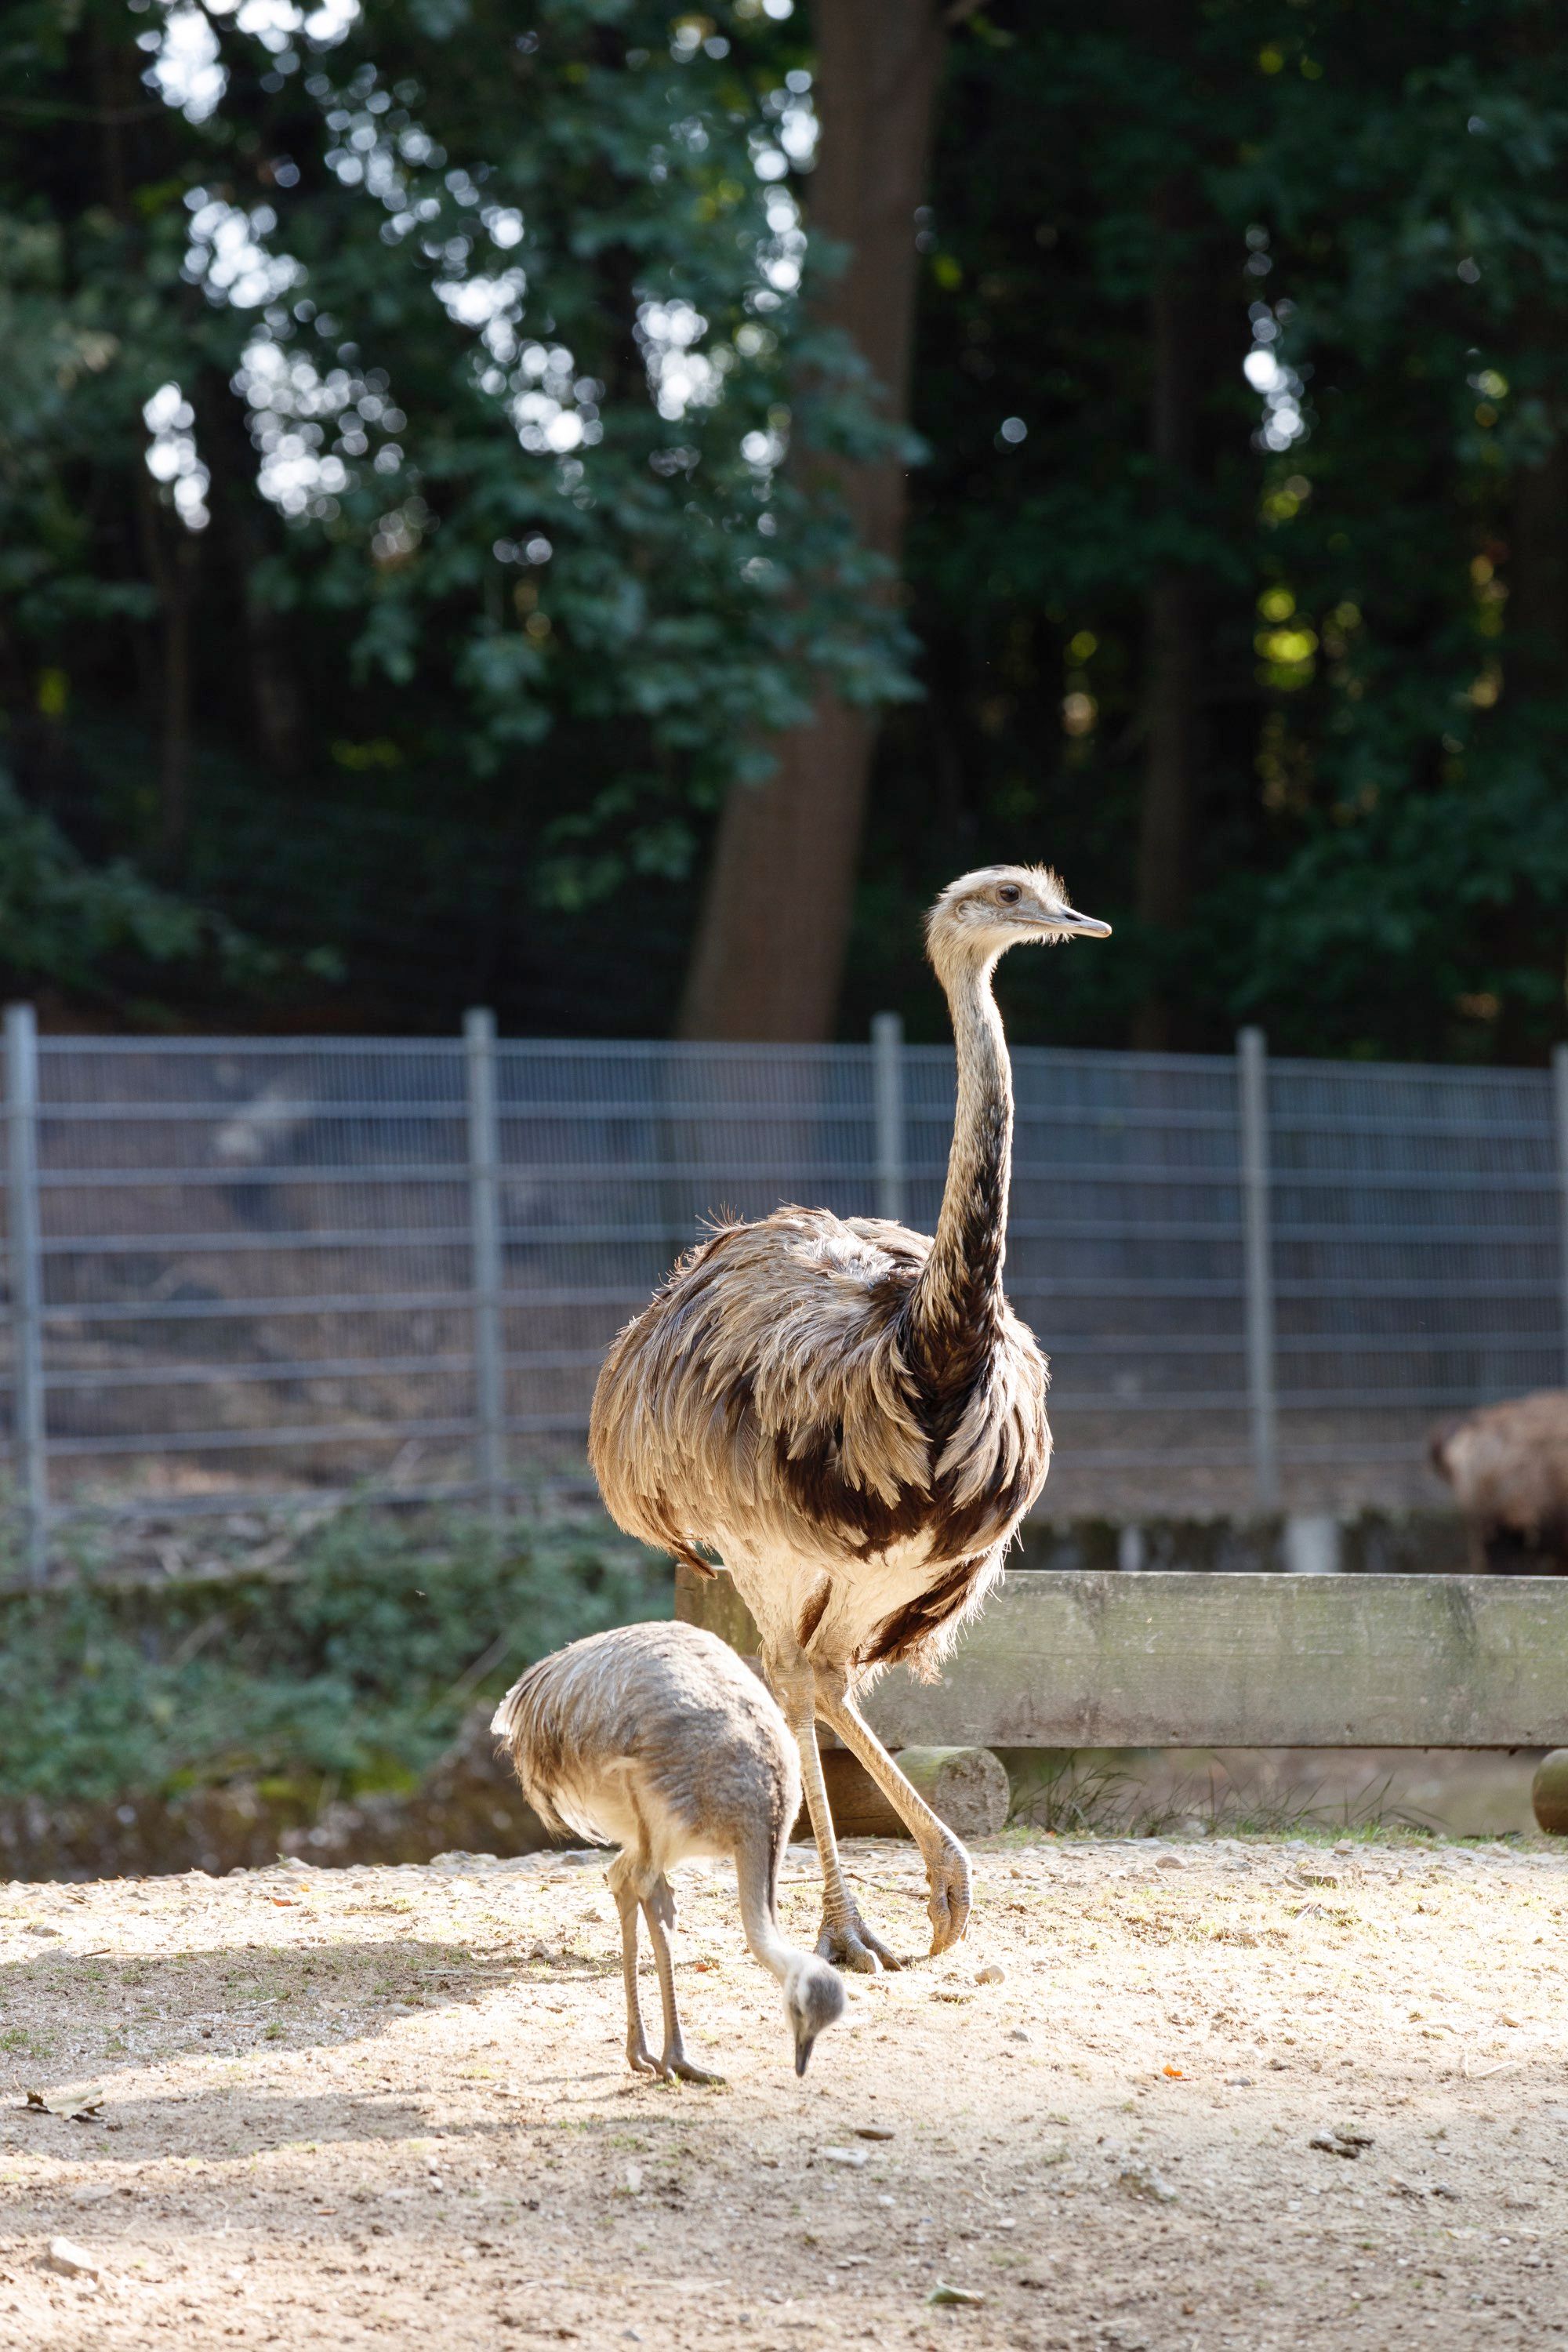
(3, 0), (1567, 1061)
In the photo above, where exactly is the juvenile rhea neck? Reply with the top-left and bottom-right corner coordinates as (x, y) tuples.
(903, 940), (1012, 1400)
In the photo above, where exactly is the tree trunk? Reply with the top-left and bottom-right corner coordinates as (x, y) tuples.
(1131, 173), (1207, 1053)
(132, 466), (198, 872)
(200, 371), (307, 779)
(1509, 433), (1568, 701)
(245, 602), (305, 779)
(158, 533), (198, 868)
(679, 0), (947, 1042)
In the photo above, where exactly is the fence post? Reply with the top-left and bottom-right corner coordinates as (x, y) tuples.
(4, 1004), (47, 1583)
(463, 1008), (506, 1520)
(872, 1011), (906, 1225)
(1237, 1025), (1279, 1512)
(1555, 1044), (1568, 1387)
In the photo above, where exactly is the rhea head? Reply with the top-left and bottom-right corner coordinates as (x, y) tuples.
(782, 1953), (847, 2077)
(925, 865), (1111, 975)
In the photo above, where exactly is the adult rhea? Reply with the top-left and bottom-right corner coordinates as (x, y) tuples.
(590, 866), (1111, 1969)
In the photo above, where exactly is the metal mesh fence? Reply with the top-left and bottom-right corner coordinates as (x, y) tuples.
(2, 1011), (1565, 1560)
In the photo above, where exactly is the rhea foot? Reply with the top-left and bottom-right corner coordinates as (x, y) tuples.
(816, 1908), (904, 1975)
(923, 1833), (972, 1954)
(626, 2030), (662, 2078)
(656, 2045), (725, 2086)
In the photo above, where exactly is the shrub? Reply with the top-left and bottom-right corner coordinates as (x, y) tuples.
(0, 1509), (668, 1806)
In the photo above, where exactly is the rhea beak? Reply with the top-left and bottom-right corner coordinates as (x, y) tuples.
(794, 2034), (817, 2078)
(1056, 909), (1112, 938)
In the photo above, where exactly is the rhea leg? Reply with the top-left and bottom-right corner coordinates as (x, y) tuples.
(770, 1657), (902, 1975)
(814, 1667), (972, 1955)
(641, 1875), (724, 2085)
(607, 1852), (659, 2078)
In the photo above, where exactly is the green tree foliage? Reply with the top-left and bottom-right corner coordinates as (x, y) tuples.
(0, 1508), (665, 1804)
(856, 0), (1568, 1062)
(4, 1), (1567, 1058)
(0, 753), (262, 992)
(1227, 7), (1568, 1058)
(0, 0), (908, 1018)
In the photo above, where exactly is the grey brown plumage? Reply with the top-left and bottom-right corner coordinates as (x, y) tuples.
(492, 1621), (844, 2081)
(590, 1207), (1049, 1673)
(1429, 1389), (1568, 1573)
(589, 865), (1111, 1970)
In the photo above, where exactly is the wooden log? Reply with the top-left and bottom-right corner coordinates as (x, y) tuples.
(793, 1745), (1011, 1842)
(895, 1745), (1011, 1836)
(676, 1563), (1568, 1749)
(1532, 1750), (1568, 1835)
(809, 1749), (900, 1840)
(674, 1564), (760, 1652)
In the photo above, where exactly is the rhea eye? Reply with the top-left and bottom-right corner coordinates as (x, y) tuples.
(997, 884), (1022, 905)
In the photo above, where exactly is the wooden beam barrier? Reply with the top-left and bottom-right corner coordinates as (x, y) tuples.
(676, 1567), (1568, 1750)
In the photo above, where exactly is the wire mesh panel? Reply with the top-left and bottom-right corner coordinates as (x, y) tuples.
(1269, 1057), (1562, 1496)
(495, 1040), (881, 1465)
(31, 1037), (476, 1507)
(1, 1022), (1564, 1538)
(908, 1046), (1254, 1511)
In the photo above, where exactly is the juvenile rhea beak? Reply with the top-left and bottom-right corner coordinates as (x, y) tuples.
(785, 1952), (844, 2077)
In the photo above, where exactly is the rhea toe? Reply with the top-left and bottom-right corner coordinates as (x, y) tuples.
(493, 1621), (846, 2083)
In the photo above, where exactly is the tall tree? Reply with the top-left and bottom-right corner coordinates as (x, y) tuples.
(0, 0), (913, 1022)
(8, 0), (1568, 1064)
(1133, 169), (1214, 1048)
(851, 0), (1568, 1066)
(679, 0), (947, 1040)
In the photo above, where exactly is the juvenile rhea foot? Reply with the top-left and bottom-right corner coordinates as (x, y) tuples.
(816, 1909), (904, 1974)
(924, 1834), (972, 1954)
(627, 2030), (662, 2078)
(628, 2025), (723, 2084)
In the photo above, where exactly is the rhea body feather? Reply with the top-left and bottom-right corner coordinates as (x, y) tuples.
(492, 1619), (800, 1869)
(589, 864), (1086, 1684)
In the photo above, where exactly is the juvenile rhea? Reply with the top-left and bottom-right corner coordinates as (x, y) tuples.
(492, 1621), (845, 2082)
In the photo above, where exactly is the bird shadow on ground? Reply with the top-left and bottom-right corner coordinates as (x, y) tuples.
(10, 2071), (720, 2164)
(13, 2085), (437, 2158)
(2, 1935), (614, 2019)
(2, 1935), (626, 2118)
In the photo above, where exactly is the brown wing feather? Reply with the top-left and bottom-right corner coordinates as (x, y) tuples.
(589, 1206), (1051, 1588)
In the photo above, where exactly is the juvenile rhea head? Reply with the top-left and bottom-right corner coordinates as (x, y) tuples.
(925, 863), (1110, 973)
(782, 1953), (847, 2078)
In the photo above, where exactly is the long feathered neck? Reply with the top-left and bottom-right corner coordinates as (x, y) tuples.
(902, 944), (1012, 1403)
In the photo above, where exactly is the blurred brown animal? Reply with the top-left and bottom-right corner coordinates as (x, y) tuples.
(1429, 1388), (1568, 1573)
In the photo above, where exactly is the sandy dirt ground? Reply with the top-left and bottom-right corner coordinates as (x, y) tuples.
(2, 1831), (1566, 2351)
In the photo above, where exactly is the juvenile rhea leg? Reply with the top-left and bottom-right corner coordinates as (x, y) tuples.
(770, 1657), (902, 1975)
(641, 1875), (724, 2086)
(815, 1668), (971, 1955)
(607, 1852), (659, 2079)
